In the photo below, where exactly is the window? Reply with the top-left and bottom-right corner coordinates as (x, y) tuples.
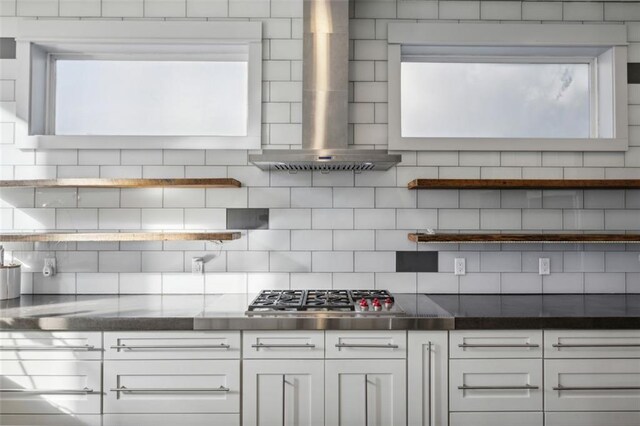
(388, 23), (628, 151)
(16, 20), (262, 149)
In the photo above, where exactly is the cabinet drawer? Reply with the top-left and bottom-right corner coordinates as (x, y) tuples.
(450, 359), (543, 412)
(0, 360), (101, 414)
(104, 360), (240, 413)
(545, 330), (640, 359)
(545, 359), (640, 411)
(325, 331), (406, 359)
(545, 411), (640, 426)
(0, 332), (102, 360)
(0, 415), (101, 426)
(450, 412), (543, 426)
(243, 331), (324, 359)
(450, 330), (542, 359)
(105, 331), (240, 359)
(104, 414), (240, 426)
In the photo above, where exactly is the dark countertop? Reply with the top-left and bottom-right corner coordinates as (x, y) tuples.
(1, 293), (639, 330)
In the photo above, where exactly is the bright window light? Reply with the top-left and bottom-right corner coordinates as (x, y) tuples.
(54, 60), (248, 136)
(401, 62), (591, 138)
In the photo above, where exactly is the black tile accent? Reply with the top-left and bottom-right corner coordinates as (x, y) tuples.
(226, 208), (269, 230)
(396, 251), (438, 273)
(628, 63), (640, 84)
(0, 38), (16, 59)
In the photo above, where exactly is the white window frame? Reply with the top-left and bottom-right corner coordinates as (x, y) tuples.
(388, 23), (629, 152)
(15, 20), (262, 150)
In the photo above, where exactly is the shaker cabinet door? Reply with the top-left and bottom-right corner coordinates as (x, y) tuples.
(325, 359), (406, 426)
(243, 359), (324, 426)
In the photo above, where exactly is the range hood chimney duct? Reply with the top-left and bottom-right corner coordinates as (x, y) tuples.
(249, 0), (401, 171)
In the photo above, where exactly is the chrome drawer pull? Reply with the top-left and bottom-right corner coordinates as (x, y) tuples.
(335, 343), (399, 349)
(458, 385), (539, 390)
(0, 345), (95, 351)
(252, 343), (316, 349)
(552, 343), (640, 348)
(110, 386), (229, 393)
(0, 387), (95, 394)
(554, 385), (640, 391)
(111, 344), (230, 350)
(458, 344), (539, 348)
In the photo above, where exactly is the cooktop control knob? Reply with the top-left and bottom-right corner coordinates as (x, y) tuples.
(372, 298), (382, 311)
(359, 298), (369, 311)
(384, 297), (394, 310)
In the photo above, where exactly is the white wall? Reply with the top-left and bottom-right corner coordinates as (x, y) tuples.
(0, 0), (639, 295)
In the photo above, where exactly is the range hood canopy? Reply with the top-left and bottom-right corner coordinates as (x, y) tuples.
(249, 0), (400, 171)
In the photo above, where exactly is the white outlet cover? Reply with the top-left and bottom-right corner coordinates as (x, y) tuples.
(539, 258), (550, 275)
(191, 257), (204, 274)
(454, 258), (466, 276)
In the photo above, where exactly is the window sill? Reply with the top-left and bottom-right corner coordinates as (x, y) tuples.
(388, 137), (628, 152)
(18, 135), (260, 150)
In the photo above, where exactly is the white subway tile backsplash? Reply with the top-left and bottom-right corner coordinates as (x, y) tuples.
(439, 252), (480, 273)
(564, 252), (605, 272)
(584, 272), (626, 293)
(355, 251), (395, 272)
(291, 230), (332, 251)
(480, 252), (521, 273)
(162, 273), (204, 294)
(249, 230), (290, 251)
(501, 273), (542, 294)
(438, 209), (479, 230)
(312, 251), (353, 272)
(334, 230), (375, 251)
(77, 273), (118, 294)
(248, 273), (290, 292)
(563, 2), (603, 21)
(34, 273), (76, 294)
(228, 251), (269, 272)
(291, 187), (332, 208)
(417, 273), (458, 294)
(205, 272), (247, 293)
(542, 273), (584, 294)
(56, 209), (98, 230)
(606, 252), (640, 273)
(481, 1), (521, 20)
(334, 187), (374, 208)
(397, 0), (437, 19)
(459, 190), (500, 208)
(99, 251), (141, 273)
(396, 208), (437, 229)
(376, 272), (416, 293)
(121, 188), (163, 208)
(249, 188), (290, 208)
(142, 251), (183, 272)
(353, 208), (394, 229)
(99, 209), (140, 230)
(459, 273), (500, 294)
(142, 208), (183, 230)
(270, 251), (311, 272)
(164, 188), (204, 208)
(522, 209), (562, 230)
(14, 208), (55, 230)
(480, 209), (521, 230)
(184, 208), (226, 229)
(312, 208), (353, 229)
(522, 1), (561, 21)
(563, 209), (604, 231)
(605, 210), (640, 230)
(290, 272), (332, 290)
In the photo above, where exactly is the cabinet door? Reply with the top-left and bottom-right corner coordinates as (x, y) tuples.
(104, 414), (240, 426)
(544, 330), (640, 359)
(408, 331), (448, 426)
(0, 332), (102, 360)
(545, 411), (640, 426)
(326, 331), (407, 359)
(243, 331), (324, 359)
(325, 359), (406, 426)
(545, 359), (640, 411)
(104, 360), (240, 413)
(0, 415), (101, 426)
(243, 360), (324, 426)
(450, 412), (542, 426)
(450, 330), (542, 359)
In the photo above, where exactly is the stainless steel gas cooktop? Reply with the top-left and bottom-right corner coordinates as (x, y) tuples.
(246, 290), (405, 316)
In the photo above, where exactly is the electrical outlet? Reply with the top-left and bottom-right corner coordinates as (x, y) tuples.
(191, 257), (204, 275)
(454, 258), (466, 276)
(43, 257), (56, 277)
(539, 258), (550, 275)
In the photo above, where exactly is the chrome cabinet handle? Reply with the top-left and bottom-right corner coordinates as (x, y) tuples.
(553, 385), (640, 391)
(110, 386), (229, 393)
(427, 341), (433, 426)
(0, 345), (95, 351)
(552, 343), (640, 348)
(335, 343), (399, 349)
(0, 387), (95, 394)
(459, 343), (539, 348)
(458, 385), (539, 390)
(252, 343), (316, 349)
(111, 344), (230, 350)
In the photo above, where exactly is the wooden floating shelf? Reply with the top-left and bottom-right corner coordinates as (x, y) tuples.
(0, 232), (241, 243)
(408, 233), (640, 244)
(0, 178), (241, 188)
(408, 179), (640, 190)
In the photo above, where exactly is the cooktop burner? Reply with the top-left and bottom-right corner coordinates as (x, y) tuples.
(247, 290), (402, 315)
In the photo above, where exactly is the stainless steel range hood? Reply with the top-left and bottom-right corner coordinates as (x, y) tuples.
(249, 0), (400, 171)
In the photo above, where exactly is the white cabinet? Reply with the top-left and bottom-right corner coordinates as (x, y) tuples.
(545, 358), (640, 412)
(407, 331), (448, 426)
(326, 330), (407, 359)
(450, 412), (543, 426)
(450, 358), (543, 412)
(103, 414), (240, 426)
(105, 331), (240, 360)
(0, 331), (102, 360)
(544, 330), (640, 359)
(0, 360), (101, 414)
(450, 330), (542, 359)
(243, 331), (324, 359)
(243, 360), (324, 426)
(325, 359), (407, 426)
(104, 359), (240, 414)
(0, 415), (101, 426)
(545, 411), (640, 426)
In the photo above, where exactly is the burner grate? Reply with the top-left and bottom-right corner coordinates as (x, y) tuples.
(248, 290), (395, 312)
